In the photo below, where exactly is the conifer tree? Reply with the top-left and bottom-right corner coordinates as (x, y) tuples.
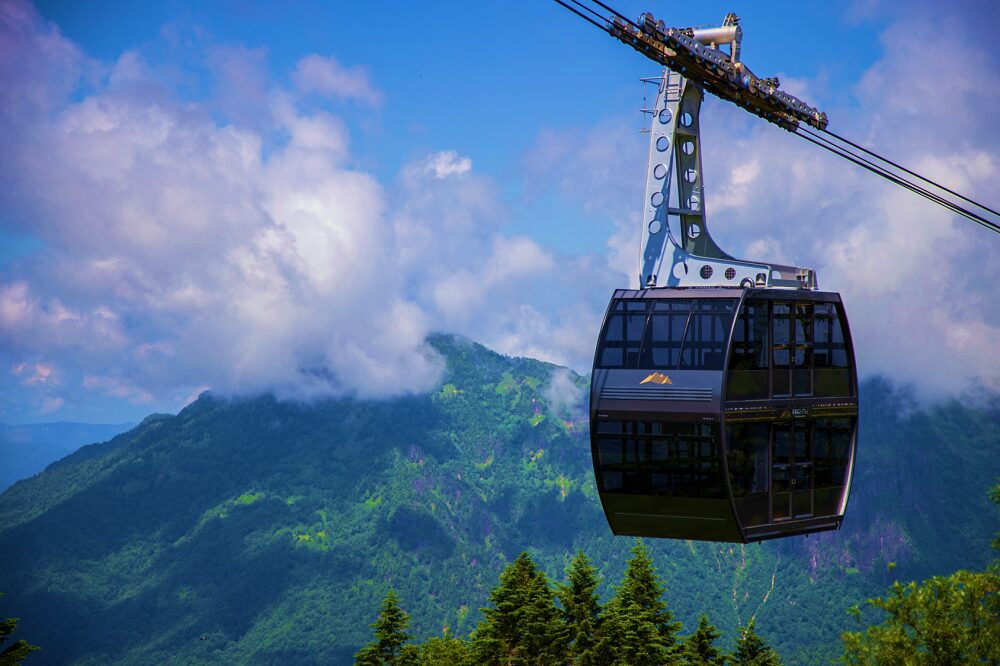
(355, 589), (418, 666)
(731, 618), (781, 666)
(556, 551), (602, 664)
(417, 627), (471, 666)
(473, 551), (568, 665)
(0, 594), (40, 666)
(840, 483), (1000, 665)
(595, 539), (682, 665)
(681, 614), (725, 665)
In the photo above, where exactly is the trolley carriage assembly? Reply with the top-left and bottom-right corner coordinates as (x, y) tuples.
(590, 289), (857, 542)
(584, 8), (858, 542)
(552, 2), (999, 542)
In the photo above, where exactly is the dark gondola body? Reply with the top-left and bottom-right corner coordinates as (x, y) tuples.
(590, 287), (858, 543)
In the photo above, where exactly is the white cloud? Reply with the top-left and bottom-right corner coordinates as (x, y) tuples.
(692, 11), (1000, 396)
(515, 8), (1000, 397)
(543, 368), (586, 422)
(292, 53), (382, 105)
(425, 150), (472, 179)
(1, 0), (997, 421)
(0, 1), (610, 418)
(0, 2), (437, 413)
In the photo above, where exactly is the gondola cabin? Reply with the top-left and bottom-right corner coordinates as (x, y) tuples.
(590, 288), (858, 542)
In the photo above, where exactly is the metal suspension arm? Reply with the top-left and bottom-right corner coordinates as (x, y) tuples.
(609, 13), (828, 132)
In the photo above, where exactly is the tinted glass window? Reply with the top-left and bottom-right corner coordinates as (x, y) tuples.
(830, 307), (849, 368)
(730, 301), (768, 370)
(595, 420), (723, 498)
(813, 418), (853, 488)
(597, 301), (649, 368)
(680, 311), (729, 370)
(814, 303), (850, 369)
(596, 298), (736, 370)
(641, 300), (690, 368)
(727, 300), (769, 400)
(814, 303), (833, 368)
(726, 422), (769, 497)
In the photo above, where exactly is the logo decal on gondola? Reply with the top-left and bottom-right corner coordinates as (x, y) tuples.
(639, 372), (673, 385)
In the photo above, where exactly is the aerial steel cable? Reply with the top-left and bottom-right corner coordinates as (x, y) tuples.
(796, 127), (1000, 234)
(792, 128), (1000, 234)
(588, 0), (642, 29)
(552, 0), (609, 33)
(816, 126), (1000, 220)
(551, 0), (1000, 236)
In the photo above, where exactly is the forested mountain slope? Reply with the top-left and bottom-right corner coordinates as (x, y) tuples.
(0, 335), (996, 665)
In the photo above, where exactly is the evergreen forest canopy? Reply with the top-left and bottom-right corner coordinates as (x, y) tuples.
(353, 542), (788, 665)
(0, 334), (997, 665)
(353, 498), (999, 665)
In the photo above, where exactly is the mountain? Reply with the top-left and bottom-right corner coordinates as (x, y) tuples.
(0, 334), (997, 665)
(0, 421), (134, 491)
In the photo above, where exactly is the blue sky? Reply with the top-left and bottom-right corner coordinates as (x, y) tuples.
(23, 0), (890, 255)
(1, 0), (998, 423)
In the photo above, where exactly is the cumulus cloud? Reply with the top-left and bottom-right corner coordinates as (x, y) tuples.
(697, 9), (1000, 395)
(0, 2), (431, 417)
(0, 1), (606, 420)
(1, 0), (996, 422)
(292, 53), (382, 105)
(518, 6), (1000, 397)
(425, 150), (472, 179)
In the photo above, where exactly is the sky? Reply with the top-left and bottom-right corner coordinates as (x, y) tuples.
(1, 0), (998, 423)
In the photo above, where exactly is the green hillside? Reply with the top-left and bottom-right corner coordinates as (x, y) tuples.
(0, 334), (997, 665)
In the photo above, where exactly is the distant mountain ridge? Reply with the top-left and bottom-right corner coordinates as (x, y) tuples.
(0, 334), (997, 665)
(0, 421), (134, 491)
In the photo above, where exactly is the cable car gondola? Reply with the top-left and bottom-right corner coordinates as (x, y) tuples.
(590, 288), (857, 542)
(578, 12), (862, 542)
(554, 3), (999, 542)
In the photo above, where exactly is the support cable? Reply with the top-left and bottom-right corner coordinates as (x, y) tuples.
(792, 129), (1000, 234)
(552, 0), (610, 35)
(816, 126), (1000, 219)
(551, 0), (1000, 235)
(588, 0), (641, 30)
(566, 0), (611, 26)
(794, 129), (997, 232)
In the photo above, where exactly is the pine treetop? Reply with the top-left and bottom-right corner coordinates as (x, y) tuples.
(557, 551), (602, 660)
(355, 589), (415, 666)
(681, 614), (725, 665)
(732, 618), (781, 666)
(474, 552), (568, 665)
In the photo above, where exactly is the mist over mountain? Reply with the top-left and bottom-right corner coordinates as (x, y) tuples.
(0, 421), (134, 491)
(0, 334), (996, 665)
